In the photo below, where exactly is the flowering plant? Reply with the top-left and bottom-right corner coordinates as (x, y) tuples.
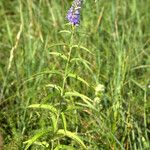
(66, 0), (83, 26)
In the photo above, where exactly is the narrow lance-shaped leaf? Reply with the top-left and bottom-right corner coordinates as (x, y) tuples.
(49, 52), (68, 60)
(24, 128), (52, 150)
(45, 84), (62, 93)
(61, 112), (67, 132)
(28, 104), (58, 115)
(57, 129), (87, 149)
(68, 73), (89, 87)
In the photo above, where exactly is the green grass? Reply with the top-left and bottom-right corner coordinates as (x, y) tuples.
(0, 0), (150, 149)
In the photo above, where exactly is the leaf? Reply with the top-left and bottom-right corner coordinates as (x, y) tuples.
(59, 30), (71, 34)
(46, 84), (62, 93)
(72, 45), (93, 55)
(22, 70), (63, 86)
(51, 113), (58, 132)
(64, 91), (95, 110)
(66, 104), (81, 111)
(24, 128), (52, 150)
(48, 43), (66, 48)
(61, 112), (67, 132)
(49, 52), (67, 60)
(29, 104), (58, 132)
(71, 57), (91, 66)
(28, 104), (58, 115)
(64, 91), (93, 102)
(54, 144), (76, 150)
(75, 102), (97, 111)
(131, 79), (145, 91)
(57, 129), (87, 150)
(71, 57), (93, 73)
(68, 73), (89, 87)
(33, 141), (49, 148)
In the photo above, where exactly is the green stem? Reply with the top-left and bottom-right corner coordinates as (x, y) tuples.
(61, 27), (75, 97)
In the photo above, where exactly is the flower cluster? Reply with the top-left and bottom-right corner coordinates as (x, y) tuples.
(66, 0), (82, 26)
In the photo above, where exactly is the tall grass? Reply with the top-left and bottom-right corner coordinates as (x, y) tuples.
(0, 0), (150, 149)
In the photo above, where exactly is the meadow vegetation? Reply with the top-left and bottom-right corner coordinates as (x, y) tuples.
(0, 0), (150, 149)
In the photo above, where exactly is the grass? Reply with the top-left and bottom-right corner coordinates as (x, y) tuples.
(0, 0), (150, 149)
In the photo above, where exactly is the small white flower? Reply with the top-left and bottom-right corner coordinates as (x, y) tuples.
(95, 84), (105, 92)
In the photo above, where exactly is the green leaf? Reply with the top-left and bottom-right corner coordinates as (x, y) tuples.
(49, 52), (67, 60)
(71, 57), (91, 66)
(48, 43), (66, 48)
(72, 45), (93, 55)
(22, 70), (63, 85)
(29, 104), (58, 132)
(59, 30), (71, 34)
(24, 128), (52, 150)
(28, 104), (58, 115)
(51, 113), (58, 132)
(76, 102), (97, 111)
(71, 57), (93, 73)
(61, 112), (67, 132)
(33, 141), (49, 148)
(54, 145), (76, 150)
(64, 91), (95, 110)
(64, 91), (93, 102)
(131, 79), (146, 91)
(57, 129), (87, 150)
(68, 73), (89, 87)
(46, 84), (62, 93)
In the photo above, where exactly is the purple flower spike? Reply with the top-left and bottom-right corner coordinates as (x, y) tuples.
(66, 0), (82, 26)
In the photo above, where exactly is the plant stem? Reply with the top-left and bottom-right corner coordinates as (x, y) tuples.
(61, 26), (75, 97)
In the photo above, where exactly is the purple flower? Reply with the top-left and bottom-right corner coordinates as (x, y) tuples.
(66, 0), (82, 26)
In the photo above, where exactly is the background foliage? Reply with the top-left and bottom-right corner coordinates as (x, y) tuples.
(0, 0), (150, 149)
